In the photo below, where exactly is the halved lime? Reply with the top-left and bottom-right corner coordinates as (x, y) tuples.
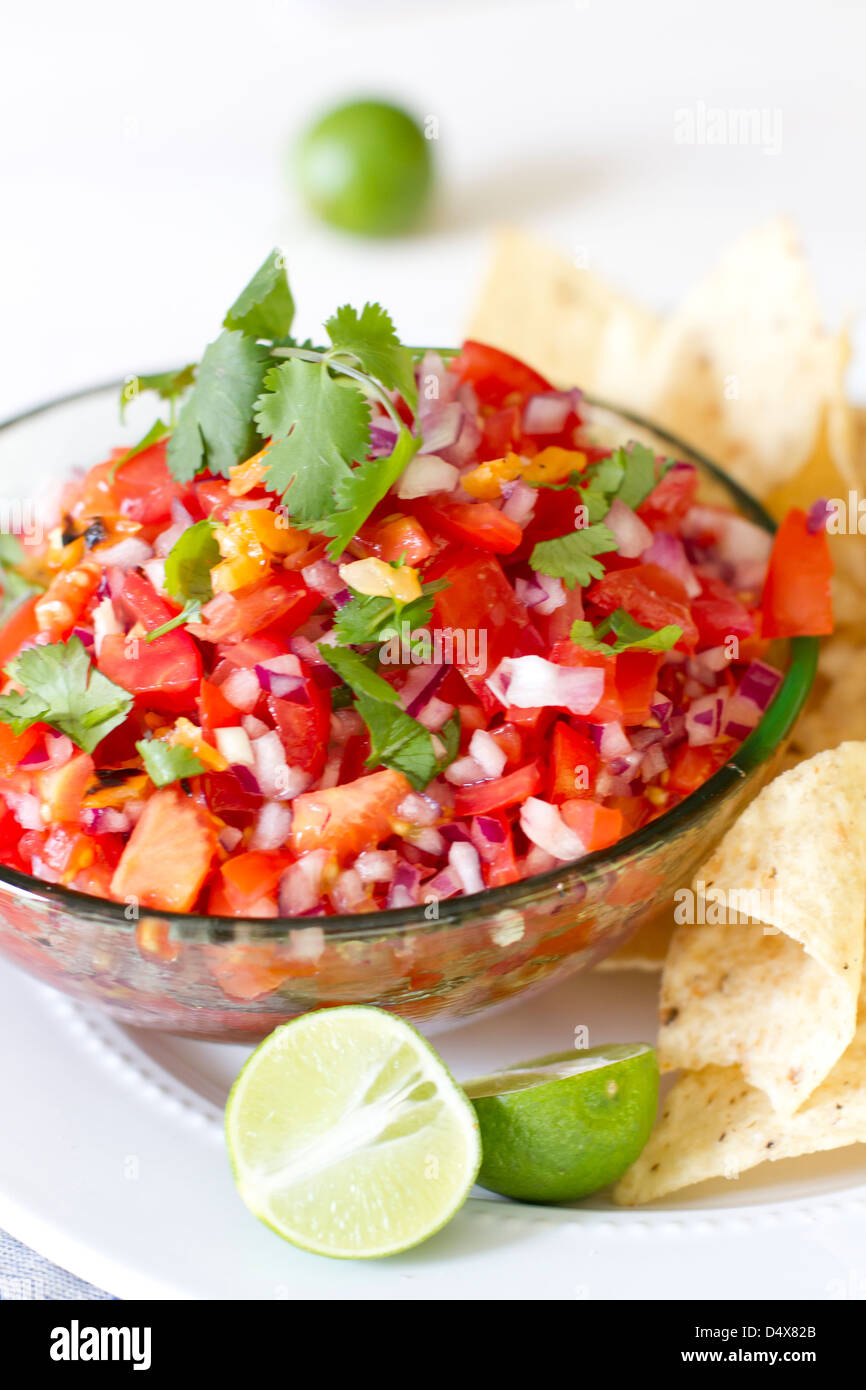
(464, 1043), (658, 1203)
(226, 1007), (481, 1259)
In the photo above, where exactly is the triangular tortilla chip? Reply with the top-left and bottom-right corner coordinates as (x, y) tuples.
(646, 219), (854, 498)
(468, 228), (659, 409)
(657, 744), (866, 1116)
(616, 980), (866, 1206)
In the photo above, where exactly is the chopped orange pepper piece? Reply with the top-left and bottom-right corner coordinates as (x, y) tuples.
(461, 452), (524, 499)
(228, 449), (270, 497)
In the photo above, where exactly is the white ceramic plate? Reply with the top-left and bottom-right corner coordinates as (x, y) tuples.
(1, 953), (864, 1300)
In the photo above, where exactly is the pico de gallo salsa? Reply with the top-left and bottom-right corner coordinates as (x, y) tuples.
(0, 254), (833, 922)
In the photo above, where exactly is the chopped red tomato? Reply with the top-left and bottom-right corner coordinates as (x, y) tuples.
(110, 440), (185, 525)
(587, 563), (699, 652)
(450, 340), (553, 407)
(291, 769), (411, 861)
(218, 851), (294, 913)
(559, 799), (623, 852)
(110, 787), (218, 913)
(761, 508), (834, 637)
(267, 672), (331, 780)
(453, 760), (543, 817)
(98, 572), (202, 715)
(416, 501), (523, 555)
(550, 723), (599, 802)
(636, 463), (698, 531)
(668, 743), (730, 796)
(692, 575), (756, 648)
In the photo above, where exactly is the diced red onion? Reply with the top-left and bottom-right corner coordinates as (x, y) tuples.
(219, 825), (243, 853)
(406, 827), (445, 856)
(80, 806), (130, 835)
(424, 867), (462, 900)
(520, 797), (587, 862)
(419, 401), (464, 453)
(470, 814), (507, 863)
(418, 352), (459, 409)
(641, 531), (700, 597)
(397, 454), (460, 499)
(522, 389), (580, 435)
(142, 558), (167, 593)
(440, 409), (481, 468)
(448, 840), (484, 895)
(95, 537), (154, 570)
(220, 667), (260, 713)
(737, 659), (783, 710)
(640, 743), (668, 781)
(501, 480), (537, 526)
(394, 791), (441, 826)
(650, 692), (674, 729)
(722, 694), (762, 741)
(806, 498), (831, 534)
(487, 655), (604, 716)
(469, 729), (507, 779)
(329, 867), (367, 914)
(252, 732), (309, 801)
(254, 656), (305, 700)
(686, 693), (724, 746)
(590, 721), (631, 760)
(301, 560), (343, 598)
(355, 850), (397, 884)
(387, 861), (422, 909)
(606, 498), (653, 558)
(401, 664), (445, 717)
(289, 634), (329, 666)
(439, 822), (471, 844)
(416, 697), (455, 732)
(279, 851), (330, 916)
(523, 844), (558, 876)
(515, 573), (566, 615)
(4, 790), (42, 830)
(215, 726), (255, 767)
(607, 750), (644, 783)
(368, 417), (402, 457)
(241, 714), (269, 739)
(445, 755), (486, 786)
(250, 800), (293, 852)
(71, 627), (94, 651)
(682, 505), (772, 590)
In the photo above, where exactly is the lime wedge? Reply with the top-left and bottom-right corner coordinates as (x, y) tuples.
(464, 1043), (658, 1203)
(225, 1007), (481, 1259)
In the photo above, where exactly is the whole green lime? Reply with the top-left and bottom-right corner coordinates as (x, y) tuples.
(464, 1043), (658, 1204)
(295, 98), (434, 236)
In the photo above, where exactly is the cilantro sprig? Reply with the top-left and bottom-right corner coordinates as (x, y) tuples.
(528, 442), (673, 589)
(530, 522), (618, 589)
(146, 520), (220, 641)
(318, 644), (458, 791)
(136, 738), (206, 787)
(334, 574), (448, 647)
(570, 608), (683, 655)
(0, 637), (133, 754)
(130, 254), (423, 557)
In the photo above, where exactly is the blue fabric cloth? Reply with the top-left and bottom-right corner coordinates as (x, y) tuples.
(0, 1228), (113, 1300)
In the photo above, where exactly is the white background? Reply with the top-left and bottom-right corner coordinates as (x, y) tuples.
(2, 0), (865, 415)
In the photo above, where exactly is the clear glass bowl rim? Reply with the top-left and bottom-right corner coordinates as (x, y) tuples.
(0, 379), (818, 941)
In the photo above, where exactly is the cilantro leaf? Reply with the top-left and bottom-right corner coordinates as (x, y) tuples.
(311, 427), (420, 560)
(164, 520), (219, 605)
(530, 522), (618, 589)
(570, 608), (683, 655)
(121, 365), (196, 421)
(109, 418), (171, 482)
(168, 331), (270, 483)
(0, 637), (133, 753)
(136, 738), (206, 787)
(325, 303), (418, 410)
(223, 248), (295, 342)
(318, 644), (455, 791)
(612, 442), (660, 510)
(254, 357), (371, 522)
(0, 535), (42, 623)
(334, 577), (447, 646)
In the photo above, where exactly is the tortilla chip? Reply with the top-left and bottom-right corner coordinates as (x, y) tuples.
(595, 908), (675, 972)
(616, 982), (866, 1205)
(468, 228), (659, 410)
(646, 220), (854, 499)
(787, 640), (866, 763)
(657, 744), (866, 1116)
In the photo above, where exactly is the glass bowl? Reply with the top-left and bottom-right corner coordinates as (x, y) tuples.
(0, 383), (817, 1040)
